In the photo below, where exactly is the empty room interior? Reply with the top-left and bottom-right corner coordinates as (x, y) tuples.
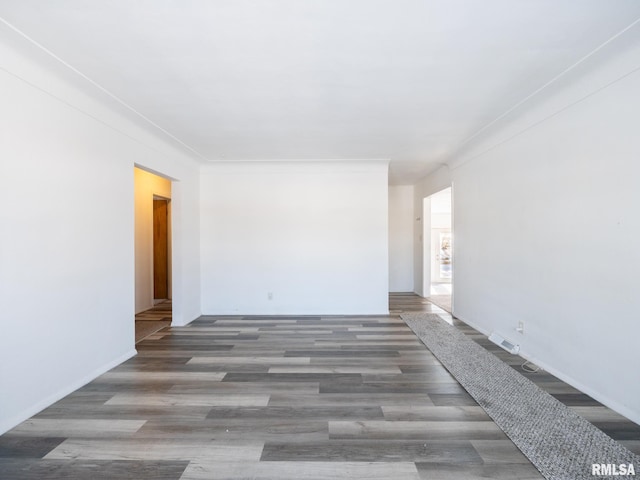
(1, 1), (639, 479)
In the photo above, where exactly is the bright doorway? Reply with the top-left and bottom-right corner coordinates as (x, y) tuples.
(425, 187), (452, 312)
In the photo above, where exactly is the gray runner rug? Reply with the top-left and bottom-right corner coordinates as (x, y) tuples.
(401, 312), (640, 480)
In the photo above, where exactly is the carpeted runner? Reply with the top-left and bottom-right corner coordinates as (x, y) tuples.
(401, 312), (639, 480)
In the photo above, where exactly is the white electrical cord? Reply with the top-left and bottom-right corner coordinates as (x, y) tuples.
(521, 360), (541, 373)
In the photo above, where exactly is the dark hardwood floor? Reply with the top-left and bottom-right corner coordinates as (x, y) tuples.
(0, 294), (637, 479)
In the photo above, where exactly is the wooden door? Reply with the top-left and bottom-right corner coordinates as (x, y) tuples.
(153, 199), (169, 299)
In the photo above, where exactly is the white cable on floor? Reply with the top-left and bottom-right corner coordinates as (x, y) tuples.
(521, 360), (541, 373)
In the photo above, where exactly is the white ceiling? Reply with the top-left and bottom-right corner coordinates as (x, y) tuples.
(1, 1), (640, 184)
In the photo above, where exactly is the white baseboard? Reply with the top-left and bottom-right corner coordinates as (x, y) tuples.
(0, 349), (137, 435)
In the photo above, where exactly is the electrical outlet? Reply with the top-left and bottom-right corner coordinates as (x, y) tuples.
(517, 321), (524, 334)
(268, 292), (273, 300)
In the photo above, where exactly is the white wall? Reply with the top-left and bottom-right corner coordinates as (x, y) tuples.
(134, 167), (171, 313)
(388, 185), (414, 292)
(445, 33), (640, 423)
(200, 161), (389, 315)
(0, 26), (201, 434)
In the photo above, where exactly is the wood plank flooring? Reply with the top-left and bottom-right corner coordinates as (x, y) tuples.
(1, 294), (638, 479)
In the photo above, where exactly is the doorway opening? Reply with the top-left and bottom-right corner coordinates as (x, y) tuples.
(134, 167), (172, 343)
(424, 187), (452, 313)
